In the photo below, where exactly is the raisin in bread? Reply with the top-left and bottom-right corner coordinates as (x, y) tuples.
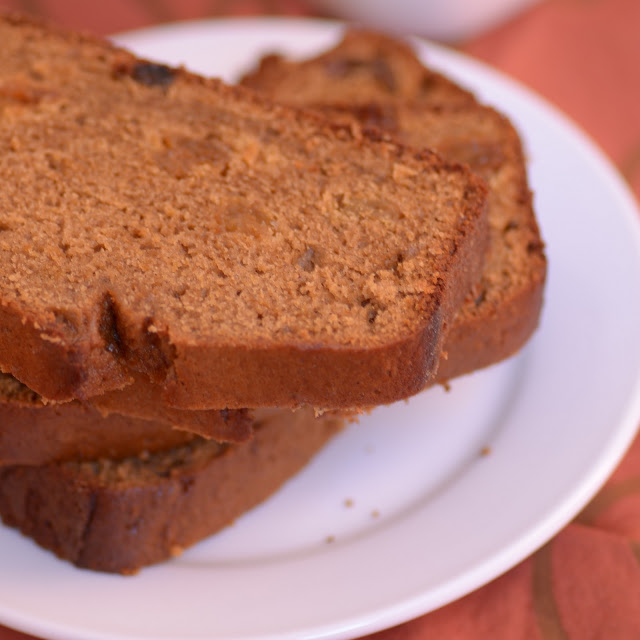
(0, 407), (344, 573)
(241, 31), (546, 382)
(0, 14), (488, 411)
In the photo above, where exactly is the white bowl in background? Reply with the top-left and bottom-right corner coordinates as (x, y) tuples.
(306, 0), (540, 42)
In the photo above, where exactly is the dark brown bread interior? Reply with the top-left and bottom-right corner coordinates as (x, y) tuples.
(0, 13), (488, 411)
(241, 31), (547, 382)
(0, 407), (344, 573)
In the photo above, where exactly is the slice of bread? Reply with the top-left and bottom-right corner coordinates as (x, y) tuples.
(241, 31), (547, 383)
(0, 407), (344, 573)
(0, 14), (488, 411)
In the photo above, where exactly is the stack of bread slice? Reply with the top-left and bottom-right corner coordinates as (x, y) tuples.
(0, 15), (544, 573)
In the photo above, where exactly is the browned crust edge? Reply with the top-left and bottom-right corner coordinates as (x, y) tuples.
(0, 399), (197, 466)
(435, 271), (545, 384)
(434, 123), (546, 382)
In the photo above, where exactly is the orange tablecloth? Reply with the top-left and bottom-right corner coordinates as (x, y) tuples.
(0, 1), (638, 638)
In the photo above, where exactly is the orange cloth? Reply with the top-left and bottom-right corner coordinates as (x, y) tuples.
(0, 1), (638, 638)
(464, 0), (640, 202)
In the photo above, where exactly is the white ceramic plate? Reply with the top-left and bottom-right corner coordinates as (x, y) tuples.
(2, 18), (640, 640)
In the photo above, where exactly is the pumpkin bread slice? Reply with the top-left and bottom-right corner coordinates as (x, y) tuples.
(0, 14), (488, 411)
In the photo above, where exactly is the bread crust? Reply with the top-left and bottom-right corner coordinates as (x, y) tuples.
(0, 384), (195, 465)
(436, 275), (544, 382)
(0, 371), (257, 464)
(88, 371), (253, 441)
(0, 408), (343, 573)
(0, 14), (489, 410)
